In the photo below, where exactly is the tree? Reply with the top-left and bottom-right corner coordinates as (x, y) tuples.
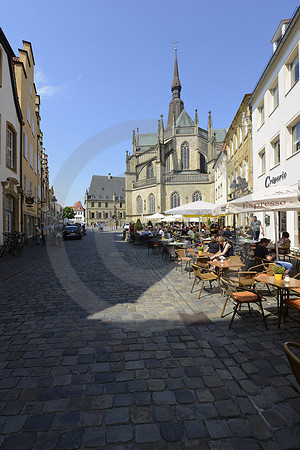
(135, 218), (142, 230)
(63, 207), (75, 220)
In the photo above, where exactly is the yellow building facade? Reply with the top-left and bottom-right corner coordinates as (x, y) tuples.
(225, 94), (253, 227)
(14, 41), (43, 240)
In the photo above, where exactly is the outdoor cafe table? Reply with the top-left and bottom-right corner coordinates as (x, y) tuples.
(209, 258), (244, 277)
(287, 253), (300, 272)
(255, 273), (300, 328)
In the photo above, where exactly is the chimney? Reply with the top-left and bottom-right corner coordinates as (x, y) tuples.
(108, 173), (112, 179)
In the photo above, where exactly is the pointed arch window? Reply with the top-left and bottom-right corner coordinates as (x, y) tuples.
(147, 163), (154, 179)
(200, 153), (207, 173)
(148, 194), (155, 214)
(170, 192), (180, 209)
(165, 154), (171, 172)
(181, 142), (190, 169)
(192, 191), (202, 202)
(136, 196), (143, 214)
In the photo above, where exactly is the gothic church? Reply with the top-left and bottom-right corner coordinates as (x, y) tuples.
(125, 51), (226, 221)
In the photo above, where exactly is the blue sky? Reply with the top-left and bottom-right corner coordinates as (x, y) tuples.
(2, 0), (299, 206)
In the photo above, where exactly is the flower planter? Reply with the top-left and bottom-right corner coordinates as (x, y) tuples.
(274, 273), (283, 281)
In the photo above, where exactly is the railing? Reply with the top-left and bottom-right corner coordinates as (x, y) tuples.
(164, 173), (209, 183)
(175, 127), (195, 135)
(133, 177), (156, 188)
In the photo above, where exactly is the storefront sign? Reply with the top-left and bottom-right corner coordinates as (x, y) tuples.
(243, 200), (287, 210)
(265, 171), (287, 188)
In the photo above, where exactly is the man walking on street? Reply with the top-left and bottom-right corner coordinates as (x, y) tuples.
(251, 216), (264, 240)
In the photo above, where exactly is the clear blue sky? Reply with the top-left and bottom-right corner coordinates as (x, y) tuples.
(2, 0), (299, 206)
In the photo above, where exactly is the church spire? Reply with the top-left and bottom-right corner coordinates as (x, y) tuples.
(166, 49), (184, 129)
(171, 49), (181, 99)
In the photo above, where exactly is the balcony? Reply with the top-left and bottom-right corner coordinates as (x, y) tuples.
(133, 177), (156, 189)
(164, 173), (209, 184)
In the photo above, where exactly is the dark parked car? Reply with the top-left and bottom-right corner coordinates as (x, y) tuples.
(63, 225), (82, 240)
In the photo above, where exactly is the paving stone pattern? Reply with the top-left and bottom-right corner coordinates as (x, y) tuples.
(0, 229), (299, 449)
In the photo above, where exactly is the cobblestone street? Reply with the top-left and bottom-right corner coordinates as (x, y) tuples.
(0, 229), (299, 449)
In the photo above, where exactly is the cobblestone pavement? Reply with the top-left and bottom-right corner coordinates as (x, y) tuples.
(0, 229), (299, 449)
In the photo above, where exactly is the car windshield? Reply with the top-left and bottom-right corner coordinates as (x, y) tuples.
(66, 227), (78, 231)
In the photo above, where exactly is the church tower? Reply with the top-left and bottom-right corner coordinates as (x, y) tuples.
(166, 49), (184, 129)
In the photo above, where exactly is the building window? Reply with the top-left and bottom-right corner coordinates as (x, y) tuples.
(120, 202), (122, 208)
(6, 126), (16, 170)
(192, 191), (202, 202)
(234, 133), (238, 150)
(34, 153), (37, 173)
(29, 181), (33, 195)
(239, 126), (242, 144)
(289, 54), (299, 88)
(258, 101), (265, 128)
(105, 213), (108, 219)
(24, 174), (28, 194)
(23, 131), (28, 159)
(98, 202), (101, 207)
(245, 159), (248, 182)
(170, 192), (180, 208)
(148, 194), (155, 214)
(200, 153), (207, 173)
(239, 163), (243, 177)
(147, 163), (154, 179)
(270, 82), (279, 111)
(181, 142), (190, 169)
(30, 143), (33, 167)
(136, 196), (143, 214)
(292, 121), (300, 154)
(105, 202), (108, 208)
(27, 104), (30, 123)
(32, 117), (35, 136)
(165, 154), (171, 172)
(91, 212), (95, 219)
(272, 138), (280, 166)
(91, 202), (94, 207)
(98, 212), (102, 219)
(259, 148), (266, 175)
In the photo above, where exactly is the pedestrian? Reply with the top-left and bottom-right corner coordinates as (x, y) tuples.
(251, 215), (264, 240)
(41, 223), (46, 245)
(35, 224), (41, 245)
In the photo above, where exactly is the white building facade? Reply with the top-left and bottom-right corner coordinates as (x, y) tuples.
(0, 29), (23, 245)
(250, 8), (300, 246)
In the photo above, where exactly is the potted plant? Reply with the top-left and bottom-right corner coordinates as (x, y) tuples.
(273, 264), (285, 281)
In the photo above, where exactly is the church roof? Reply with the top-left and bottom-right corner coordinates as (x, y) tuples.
(213, 128), (227, 143)
(87, 175), (125, 201)
(175, 110), (194, 127)
(135, 133), (158, 147)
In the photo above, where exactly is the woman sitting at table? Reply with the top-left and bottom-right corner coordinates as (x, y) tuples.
(210, 236), (234, 260)
(277, 231), (291, 254)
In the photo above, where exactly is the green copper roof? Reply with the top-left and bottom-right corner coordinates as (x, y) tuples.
(175, 110), (194, 127)
(213, 128), (227, 143)
(135, 133), (158, 147)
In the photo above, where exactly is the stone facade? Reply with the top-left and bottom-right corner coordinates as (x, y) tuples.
(0, 29), (23, 245)
(125, 52), (226, 222)
(85, 174), (126, 226)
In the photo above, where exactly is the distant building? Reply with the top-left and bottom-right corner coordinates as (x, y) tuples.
(84, 174), (126, 226)
(250, 7), (300, 246)
(0, 28), (23, 245)
(125, 50), (227, 222)
(70, 201), (85, 223)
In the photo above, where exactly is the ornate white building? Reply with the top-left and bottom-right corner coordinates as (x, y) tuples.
(125, 51), (226, 222)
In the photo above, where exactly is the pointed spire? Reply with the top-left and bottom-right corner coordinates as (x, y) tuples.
(166, 49), (184, 129)
(208, 111), (212, 140)
(171, 49), (181, 99)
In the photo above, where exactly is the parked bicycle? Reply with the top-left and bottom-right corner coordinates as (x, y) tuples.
(0, 232), (24, 257)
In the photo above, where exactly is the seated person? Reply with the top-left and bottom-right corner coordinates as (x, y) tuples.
(245, 227), (254, 238)
(210, 236), (234, 260)
(278, 231), (291, 254)
(254, 238), (270, 260)
(268, 250), (293, 273)
(203, 234), (219, 254)
(141, 228), (150, 236)
(222, 227), (232, 239)
(187, 227), (195, 239)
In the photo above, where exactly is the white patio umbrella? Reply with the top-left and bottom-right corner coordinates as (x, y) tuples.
(161, 214), (183, 222)
(144, 212), (166, 221)
(164, 200), (216, 217)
